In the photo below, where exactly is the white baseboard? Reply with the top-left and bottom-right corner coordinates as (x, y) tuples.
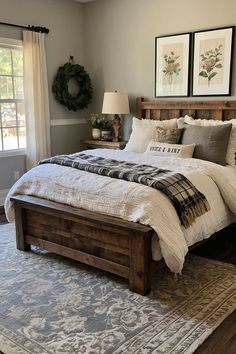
(0, 189), (9, 205)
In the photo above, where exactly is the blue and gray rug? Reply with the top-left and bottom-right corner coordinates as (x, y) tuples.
(0, 223), (235, 354)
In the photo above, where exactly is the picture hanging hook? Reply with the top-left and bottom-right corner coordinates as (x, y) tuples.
(69, 56), (75, 64)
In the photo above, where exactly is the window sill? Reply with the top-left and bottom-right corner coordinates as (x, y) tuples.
(0, 149), (27, 158)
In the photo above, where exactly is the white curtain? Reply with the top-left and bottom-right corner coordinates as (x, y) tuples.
(23, 31), (51, 170)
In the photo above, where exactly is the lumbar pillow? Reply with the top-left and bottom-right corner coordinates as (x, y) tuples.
(155, 127), (183, 144)
(181, 123), (232, 165)
(179, 115), (236, 166)
(125, 117), (178, 152)
(146, 141), (195, 158)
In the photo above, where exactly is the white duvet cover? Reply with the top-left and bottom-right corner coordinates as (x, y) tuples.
(5, 149), (236, 274)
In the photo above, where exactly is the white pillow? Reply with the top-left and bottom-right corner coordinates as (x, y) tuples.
(125, 117), (178, 152)
(145, 140), (195, 158)
(179, 115), (236, 166)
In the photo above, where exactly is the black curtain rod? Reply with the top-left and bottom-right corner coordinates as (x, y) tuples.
(0, 21), (49, 34)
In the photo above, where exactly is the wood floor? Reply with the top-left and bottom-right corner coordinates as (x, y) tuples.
(0, 209), (235, 354)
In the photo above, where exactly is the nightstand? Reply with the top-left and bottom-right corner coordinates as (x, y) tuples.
(81, 139), (126, 150)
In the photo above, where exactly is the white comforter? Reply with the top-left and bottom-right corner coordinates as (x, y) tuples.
(5, 149), (236, 274)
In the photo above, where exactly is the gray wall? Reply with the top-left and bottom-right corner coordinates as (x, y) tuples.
(1, 0), (236, 194)
(51, 124), (90, 156)
(83, 0), (236, 139)
(0, 155), (25, 190)
(0, 0), (86, 120)
(0, 0), (89, 191)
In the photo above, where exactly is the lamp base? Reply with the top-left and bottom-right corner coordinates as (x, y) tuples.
(112, 114), (122, 142)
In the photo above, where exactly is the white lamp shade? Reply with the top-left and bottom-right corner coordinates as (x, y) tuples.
(102, 92), (130, 114)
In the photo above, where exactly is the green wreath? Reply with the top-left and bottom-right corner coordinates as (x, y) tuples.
(52, 62), (93, 111)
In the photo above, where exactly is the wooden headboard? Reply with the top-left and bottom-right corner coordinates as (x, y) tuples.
(136, 97), (236, 121)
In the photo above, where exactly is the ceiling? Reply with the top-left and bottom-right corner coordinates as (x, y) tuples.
(75, 0), (96, 3)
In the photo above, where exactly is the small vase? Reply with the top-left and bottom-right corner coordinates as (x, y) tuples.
(92, 128), (101, 140)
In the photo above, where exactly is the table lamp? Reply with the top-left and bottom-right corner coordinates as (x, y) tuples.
(102, 91), (130, 142)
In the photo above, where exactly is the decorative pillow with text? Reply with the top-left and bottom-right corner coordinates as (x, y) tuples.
(145, 141), (195, 158)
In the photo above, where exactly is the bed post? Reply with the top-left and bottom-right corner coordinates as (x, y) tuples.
(14, 204), (30, 251)
(136, 97), (144, 119)
(129, 231), (152, 295)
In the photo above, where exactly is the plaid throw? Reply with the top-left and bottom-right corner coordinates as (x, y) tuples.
(40, 153), (210, 228)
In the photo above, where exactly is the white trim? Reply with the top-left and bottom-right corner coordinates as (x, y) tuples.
(0, 37), (22, 48)
(50, 118), (87, 126)
(0, 149), (26, 158)
(0, 38), (24, 158)
(0, 189), (9, 205)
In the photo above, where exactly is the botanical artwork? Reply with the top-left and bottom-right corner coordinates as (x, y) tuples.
(155, 33), (190, 97)
(198, 39), (224, 87)
(192, 27), (234, 96)
(163, 47), (182, 85)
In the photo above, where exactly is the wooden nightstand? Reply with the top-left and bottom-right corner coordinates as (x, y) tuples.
(81, 139), (126, 150)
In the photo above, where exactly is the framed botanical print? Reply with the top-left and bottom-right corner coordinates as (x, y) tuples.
(192, 26), (234, 96)
(155, 33), (191, 97)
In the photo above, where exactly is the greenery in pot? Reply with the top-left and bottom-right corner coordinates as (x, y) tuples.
(88, 113), (103, 129)
(88, 113), (112, 130)
(100, 117), (112, 131)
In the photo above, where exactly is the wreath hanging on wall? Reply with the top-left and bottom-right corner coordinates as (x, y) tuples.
(52, 57), (93, 111)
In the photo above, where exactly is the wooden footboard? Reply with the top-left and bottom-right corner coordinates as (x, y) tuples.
(11, 195), (154, 295)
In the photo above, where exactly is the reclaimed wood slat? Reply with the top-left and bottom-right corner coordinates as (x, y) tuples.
(25, 210), (130, 249)
(26, 235), (130, 279)
(12, 195), (153, 294)
(136, 98), (236, 121)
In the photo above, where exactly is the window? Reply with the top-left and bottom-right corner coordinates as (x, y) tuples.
(0, 38), (26, 153)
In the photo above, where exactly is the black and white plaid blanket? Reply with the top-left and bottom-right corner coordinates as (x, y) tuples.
(40, 153), (210, 228)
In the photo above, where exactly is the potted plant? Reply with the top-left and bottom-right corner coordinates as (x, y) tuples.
(88, 113), (103, 140)
(88, 114), (112, 140)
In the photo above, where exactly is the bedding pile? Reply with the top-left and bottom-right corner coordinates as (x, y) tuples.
(39, 153), (210, 228)
(5, 149), (236, 275)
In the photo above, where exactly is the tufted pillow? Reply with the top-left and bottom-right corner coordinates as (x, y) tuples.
(125, 117), (178, 152)
(155, 127), (183, 144)
(181, 123), (232, 165)
(179, 115), (236, 166)
(146, 140), (195, 158)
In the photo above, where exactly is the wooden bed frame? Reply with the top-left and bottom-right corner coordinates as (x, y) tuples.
(11, 98), (236, 295)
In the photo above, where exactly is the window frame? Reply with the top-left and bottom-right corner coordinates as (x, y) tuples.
(0, 37), (26, 157)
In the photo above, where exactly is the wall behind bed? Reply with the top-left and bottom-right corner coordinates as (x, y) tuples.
(1, 0), (236, 203)
(0, 0), (90, 202)
(83, 0), (236, 140)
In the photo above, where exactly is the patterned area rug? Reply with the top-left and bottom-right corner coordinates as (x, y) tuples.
(0, 223), (235, 354)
